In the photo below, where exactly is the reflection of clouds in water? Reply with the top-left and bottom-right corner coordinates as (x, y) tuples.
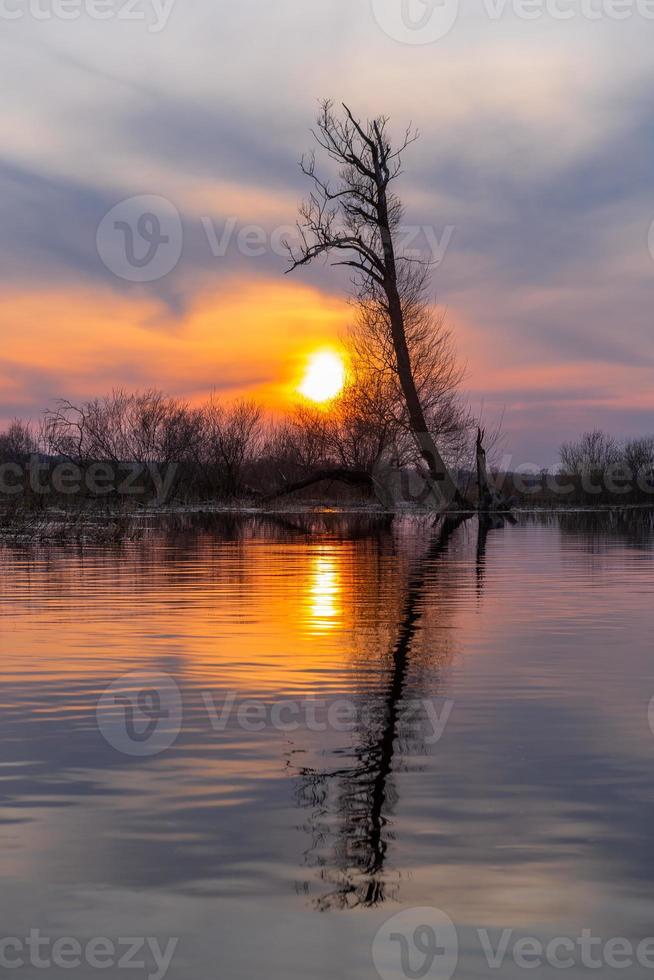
(2, 513), (654, 975)
(307, 552), (342, 632)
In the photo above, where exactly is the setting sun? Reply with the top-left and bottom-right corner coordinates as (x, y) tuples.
(298, 351), (346, 403)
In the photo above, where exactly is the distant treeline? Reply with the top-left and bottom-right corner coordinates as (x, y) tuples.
(491, 430), (654, 507)
(0, 382), (471, 507)
(1, 391), (653, 510)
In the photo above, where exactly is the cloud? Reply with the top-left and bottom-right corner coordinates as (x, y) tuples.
(0, 279), (349, 426)
(1, 4), (654, 460)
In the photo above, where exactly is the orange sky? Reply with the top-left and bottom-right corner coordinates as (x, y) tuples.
(0, 279), (350, 413)
(2, 272), (652, 468)
(2, 5), (653, 463)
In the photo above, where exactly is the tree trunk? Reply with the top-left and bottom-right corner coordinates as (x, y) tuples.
(376, 180), (463, 510)
(262, 467), (373, 503)
(476, 427), (502, 511)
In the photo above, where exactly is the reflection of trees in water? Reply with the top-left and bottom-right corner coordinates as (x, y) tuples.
(3, 513), (395, 599)
(475, 513), (516, 595)
(528, 510), (654, 556)
(293, 515), (475, 910)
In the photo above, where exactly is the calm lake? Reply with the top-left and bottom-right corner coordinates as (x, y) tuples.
(1, 511), (654, 980)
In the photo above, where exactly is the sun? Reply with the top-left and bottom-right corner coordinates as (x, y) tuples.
(298, 351), (346, 404)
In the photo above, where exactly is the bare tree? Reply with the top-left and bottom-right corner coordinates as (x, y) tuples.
(200, 397), (263, 497)
(270, 404), (336, 471)
(43, 390), (203, 468)
(559, 430), (620, 475)
(621, 436), (654, 480)
(0, 419), (37, 462)
(345, 274), (474, 471)
(329, 378), (393, 472)
(285, 101), (463, 510)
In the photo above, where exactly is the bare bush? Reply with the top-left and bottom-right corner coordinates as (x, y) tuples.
(43, 389), (203, 467)
(0, 419), (37, 462)
(559, 430), (620, 475)
(268, 405), (335, 471)
(199, 397), (264, 496)
(621, 436), (654, 478)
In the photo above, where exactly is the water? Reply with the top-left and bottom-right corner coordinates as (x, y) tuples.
(1, 511), (654, 980)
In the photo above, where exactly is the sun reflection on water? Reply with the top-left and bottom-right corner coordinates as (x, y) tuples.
(307, 552), (342, 632)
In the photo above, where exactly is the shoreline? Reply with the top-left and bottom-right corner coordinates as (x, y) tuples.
(2, 501), (654, 548)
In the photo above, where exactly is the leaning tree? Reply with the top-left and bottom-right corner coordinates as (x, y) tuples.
(285, 100), (465, 511)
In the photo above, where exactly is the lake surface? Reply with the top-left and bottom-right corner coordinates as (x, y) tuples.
(1, 511), (654, 980)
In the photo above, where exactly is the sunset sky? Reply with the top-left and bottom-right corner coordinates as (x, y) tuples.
(1, 0), (653, 464)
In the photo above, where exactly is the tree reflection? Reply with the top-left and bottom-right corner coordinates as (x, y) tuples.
(293, 515), (468, 910)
